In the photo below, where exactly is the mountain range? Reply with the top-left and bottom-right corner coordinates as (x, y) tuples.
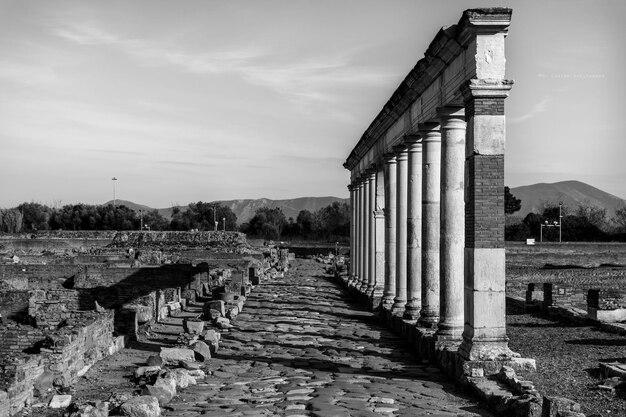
(510, 180), (625, 218)
(106, 180), (625, 224)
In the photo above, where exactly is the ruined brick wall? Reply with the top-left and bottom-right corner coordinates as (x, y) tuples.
(0, 324), (45, 356)
(0, 354), (45, 416)
(28, 289), (95, 329)
(0, 264), (83, 290)
(41, 311), (115, 386)
(0, 291), (30, 323)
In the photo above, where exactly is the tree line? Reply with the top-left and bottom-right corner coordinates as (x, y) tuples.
(505, 187), (626, 242)
(240, 202), (350, 241)
(0, 202), (237, 233)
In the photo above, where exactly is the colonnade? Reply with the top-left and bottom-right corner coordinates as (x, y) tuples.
(344, 8), (515, 363)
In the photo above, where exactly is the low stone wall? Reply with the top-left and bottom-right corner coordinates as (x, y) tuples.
(0, 310), (118, 416)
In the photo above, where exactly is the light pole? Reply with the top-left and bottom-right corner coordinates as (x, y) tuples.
(139, 210), (144, 231)
(112, 177), (118, 208)
(559, 201), (563, 243)
(222, 217), (226, 232)
(213, 205), (217, 231)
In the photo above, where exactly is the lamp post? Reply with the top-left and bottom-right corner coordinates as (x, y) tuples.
(112, 177), (118, 208)
(139, 210), (144, 231)
(559, 201), (563, 243)
(222, 217), (226, 232)
(213, 205), (217, 231)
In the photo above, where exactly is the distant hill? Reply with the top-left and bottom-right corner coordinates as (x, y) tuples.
(510, 181), (626, 219)
(217, 197), (349, 225)
(104, 196), (349, 225)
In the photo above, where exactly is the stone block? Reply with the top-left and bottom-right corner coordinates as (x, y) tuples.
(588, 307), (626, 323)
(192, 341), (211, 362)
(202, 330), (220, 353)
(169, 368), (197, 389)
(70, 401), (109, 417)
(49, 395), (72, 409)
(159, 347), (195, 364)
(120, 396), (161, 417)
(541, 396), (581, 417)
(146, 355), (164, 367)
(182, 319), (205, 334)
(135, 366), (161, 378)
(203, 300), (225, 317)
(215, 317), (232, 329)
(144, 376), (176, 405)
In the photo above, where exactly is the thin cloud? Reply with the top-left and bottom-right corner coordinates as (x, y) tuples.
(508, 98), (551, 124)
(55, 22), (395, 107)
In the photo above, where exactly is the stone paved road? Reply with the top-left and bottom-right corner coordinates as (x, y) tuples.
(164, 259), (492, 417)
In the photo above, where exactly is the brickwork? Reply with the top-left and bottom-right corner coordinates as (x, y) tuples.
(465, 155), (505, 248)
(0, 291), (30, 323)
(464, 97), (505, 117)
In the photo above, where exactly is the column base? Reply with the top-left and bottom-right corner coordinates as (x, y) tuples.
(391, 298), (406, 316)
(403, 300), (421, 320)
(434, 333), (462, 351)
(347, 275), (359, 287)
(358, 282), (369, 293)
(381, 295), (394, 310)
(458, 337), (520, 362)
(417, 309), (439, 328)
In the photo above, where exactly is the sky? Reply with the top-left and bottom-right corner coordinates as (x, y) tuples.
(1, 0), (624, 208)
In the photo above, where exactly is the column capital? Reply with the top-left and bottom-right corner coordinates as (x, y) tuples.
(365, 167), (377, 178)
(437, 105), (465, 119)
(373, 210), (385, 219)
(392, 144), (407, 161)
(403, 133), (421, 146)
(383, 152), (397, 164)
(404, 134), (422, 152)
(347, 184), (354, 192)
(418, 122), (441, 143)
(460, 79), (514, 102)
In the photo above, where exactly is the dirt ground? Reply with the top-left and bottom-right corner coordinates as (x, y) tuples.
(505, 242), (626, 417)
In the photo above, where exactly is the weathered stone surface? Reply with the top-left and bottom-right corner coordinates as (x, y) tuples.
(204, 300), (225, 317)
(215, 316), (232, 329)
(169, 368), (197, 389)
(159, 347), (195, 364)
(146, 355), (164, 367)
(202, 329), (221, 353)
(143, 375), (177, 405)
(135, 366), (162, 378)
(49, 395), (72, 409)
(68, 401), (109, 417)
(192, 341), (212, 362)
(120, 396), (161, 417)
(183, 319), (205, 334)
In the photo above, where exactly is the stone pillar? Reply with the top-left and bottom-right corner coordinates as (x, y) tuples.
(381, 153), (397, 310)
(391, 145), (408, 316)
(418, 122), (441, 328)
(372, 208), (385, 304)
(360, 172), (371, 293)
(459, 79), (515, 361)
(403, 135), (422, 320)
(358, 177), (367, 292)
(366, 168), (377, 294)
(353, 179), (362, 288)
(436, 106), (466, 345)
(348, 183), (356, 285)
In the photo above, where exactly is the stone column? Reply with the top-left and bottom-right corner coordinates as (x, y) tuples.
(459, 79), (515, 361)
(436, 106), (466, 345)
(360, 172), (371, 293)
(381, 153), (397, 310)
(392, 145), (408, 316)
(358, 177), (367, 292)
(372, 208), (385, 304)
(348, 183), (356, 285)
(352, 179), (362, 288)
(366, 168), (377, 294)
(418, 122), (441, 328)
(403, 135), (422, 320)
